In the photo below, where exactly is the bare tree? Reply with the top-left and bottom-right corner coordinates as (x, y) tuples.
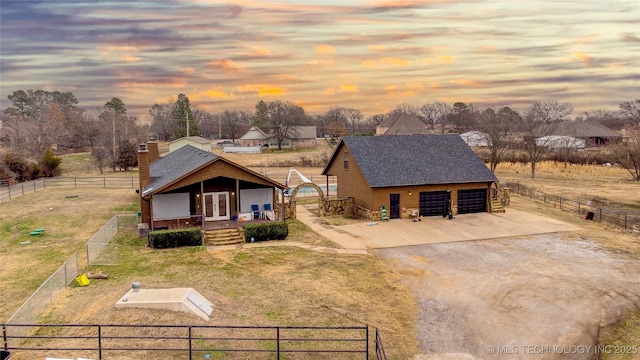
(478, 106), (520, 172)
(608, 129), (640, 181)
(149, 103), (174, 141)
(619, 99), (640, 128)
(344, 108), (363, 135)
(528, 100), (573, 124)
(521, 103), (559, 178)
(419, 102), (452, 133)
(261, 100), (306, 150)
(389, 103), (420, 117)
(219, 110), (252, 141)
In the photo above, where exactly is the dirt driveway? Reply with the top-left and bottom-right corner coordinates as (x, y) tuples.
(297, 204), (640, 359)
(374, 234), (640, 359)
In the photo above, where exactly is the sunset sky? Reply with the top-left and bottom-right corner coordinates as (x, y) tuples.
(1, 0), (638, 121)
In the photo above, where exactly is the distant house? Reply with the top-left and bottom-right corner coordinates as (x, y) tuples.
(376, 113), (433, 136)
(322, 134), (498, 219)
(237, 125), (317, 149)
(138, 143), (286, 230)
(460, 131), (491, 147)
(541, 121), (622, 147)
(169, 136), (212, 153)
(237, 126), (270, 147)
(536, 135), (585, 150)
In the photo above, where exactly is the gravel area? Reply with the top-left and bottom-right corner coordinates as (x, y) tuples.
(374, 234), (640, 360)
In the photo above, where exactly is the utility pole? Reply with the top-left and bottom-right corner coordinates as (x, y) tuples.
(186, 111), (190, 138)
(112, 109), (116, 158)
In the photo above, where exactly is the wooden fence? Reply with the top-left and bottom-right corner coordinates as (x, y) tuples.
(505, 182), (640, 232)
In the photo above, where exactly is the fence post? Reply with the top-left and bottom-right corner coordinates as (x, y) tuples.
(98, 325), (102, 360)
(22, 182), (24, 195)
(74, 177), (77, 188)
(599, 208), (602, 222)
(366, 325), (370, 360)
(188, 326), (192, 360)
(624, 215), (627, 230)
(34, 181), (36, 192)
(7, 186), (10, 200)
(104, 177), (106, 188)
(578, 203), (581, 215)
(276, 327), (280, 359)
(559, 198), (562, 210)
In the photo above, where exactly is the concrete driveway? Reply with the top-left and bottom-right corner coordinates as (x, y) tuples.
(296, 205), (581, 250)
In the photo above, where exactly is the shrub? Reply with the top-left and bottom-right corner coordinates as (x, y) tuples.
(244, 221), (288, 242)
(148, 227), (202, 249)
(40, 148), (62, 177)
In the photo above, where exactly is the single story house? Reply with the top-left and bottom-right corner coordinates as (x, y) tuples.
(138, 142), (286, 230)
(237, 126), (270, 147)
(540, 121), (622, 147)
(169, 136), (212, 153)
(376, 113), (432, 136)
(322, 134), (498, 218)
(237, 126), (317, 149)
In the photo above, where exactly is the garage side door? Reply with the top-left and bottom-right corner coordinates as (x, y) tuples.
(458, 189), (487, 214)
(419, 191), (449, 217)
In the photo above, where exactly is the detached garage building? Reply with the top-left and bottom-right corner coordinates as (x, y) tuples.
(322, 134), (499, 218)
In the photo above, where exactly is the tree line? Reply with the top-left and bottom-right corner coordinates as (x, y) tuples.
(1, 89), (638, 180)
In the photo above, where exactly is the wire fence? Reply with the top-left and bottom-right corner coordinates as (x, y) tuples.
(504, 182), (640, 232)
(87, 214), (138, 266)
(5, 253), (78, 348)
(0, 177), (138, 202)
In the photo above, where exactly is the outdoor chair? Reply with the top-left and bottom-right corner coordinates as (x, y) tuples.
(251, 204), (260, 219)
(262, 204), (272, 220)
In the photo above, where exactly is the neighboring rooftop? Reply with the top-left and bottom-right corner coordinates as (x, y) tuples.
(377, 113), (432, 135)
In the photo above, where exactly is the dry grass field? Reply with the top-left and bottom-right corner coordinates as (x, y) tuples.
(2, 142), (639, 358)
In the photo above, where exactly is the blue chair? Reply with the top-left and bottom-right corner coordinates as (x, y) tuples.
(251, 204), (260, 219)
(262, 204), (272, 220)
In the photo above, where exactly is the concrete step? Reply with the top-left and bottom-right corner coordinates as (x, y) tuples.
(205, 229), (244, 246)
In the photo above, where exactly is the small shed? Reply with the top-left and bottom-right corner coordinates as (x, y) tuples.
(169, 136), (212, 153)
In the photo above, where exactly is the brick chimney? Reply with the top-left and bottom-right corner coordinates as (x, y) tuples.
(138, 143), (150, 190)
(147, 141), (159, 164)
(137, 143), (151, 226)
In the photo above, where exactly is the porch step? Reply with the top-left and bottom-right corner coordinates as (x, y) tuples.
(491, 199), (506, 213)
(204, 228), (244, 246)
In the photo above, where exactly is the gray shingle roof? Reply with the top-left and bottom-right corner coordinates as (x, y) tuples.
(324, 134), (497, 187)
(542, 121), (621, 138)
(143, 145), (217, 195)
(379, 113), (432, 135)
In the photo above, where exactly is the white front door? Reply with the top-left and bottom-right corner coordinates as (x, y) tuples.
(203, 192), (230, 221)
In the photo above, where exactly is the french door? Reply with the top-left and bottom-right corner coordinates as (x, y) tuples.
(203, 192), (230, 221)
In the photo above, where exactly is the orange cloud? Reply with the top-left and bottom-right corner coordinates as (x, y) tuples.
(406, 82), (423, 90)
(122, 54), (140, 62)
(437, 55), (456, 63)
(237, 84), (285, 97)
(190, 88), (236, 101)
(339, 84), (358, 93)
(250, 46), (272, 57)
(207, 59), (240, 71)
(573, 52), (594, 67)
(324, 87), (335, 95)
(315, 44), (336, 54)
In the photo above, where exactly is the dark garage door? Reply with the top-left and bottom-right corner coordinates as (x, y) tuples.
(419, 191), (449, 217)
(458, 189), (487, 214)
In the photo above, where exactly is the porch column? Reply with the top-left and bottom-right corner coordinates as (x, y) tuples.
(200, 181), (204, 229)
(235, 179), (240, 217)
(281, 187), (285, 220)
